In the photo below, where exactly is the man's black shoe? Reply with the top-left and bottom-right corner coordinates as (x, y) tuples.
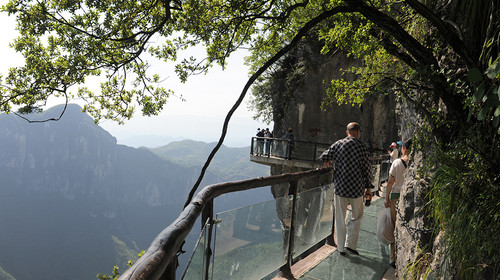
(339, 251), (346, 256)
(346, 247), (359, 255)
(325, 236), (336, 247)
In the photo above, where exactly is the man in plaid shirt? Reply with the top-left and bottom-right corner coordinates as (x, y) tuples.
(319, 122), (372, 256)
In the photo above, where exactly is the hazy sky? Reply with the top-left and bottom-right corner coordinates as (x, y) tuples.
(0, 8), (272, 148)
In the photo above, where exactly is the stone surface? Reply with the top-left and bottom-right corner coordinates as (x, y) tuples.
(269, 41), (398, 151)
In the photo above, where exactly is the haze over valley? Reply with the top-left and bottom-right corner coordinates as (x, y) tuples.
(0, 104), (270, 280)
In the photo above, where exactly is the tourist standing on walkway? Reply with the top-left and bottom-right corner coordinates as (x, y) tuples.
(264, 128), (273, 155)
(384, 139), (411, 268)
(388, 142), (399, 163)
(319, 122), (372, 256)
(256, 128), (265, 155)
(282, 128), (294, 159)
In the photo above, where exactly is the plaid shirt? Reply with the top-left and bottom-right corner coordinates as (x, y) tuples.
(319, 136), (371, 198)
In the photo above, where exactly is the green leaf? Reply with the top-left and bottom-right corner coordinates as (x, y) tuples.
(495, 105), (500, 117)
(493, 115), (500, 127)
(473, 83), (485, 103)
(477, 107), (490, 120)
(483, 88), (499, 108)
(468, 68), (483, 82)
(497, 85), (500, 99)
(485, 60), (500, 79)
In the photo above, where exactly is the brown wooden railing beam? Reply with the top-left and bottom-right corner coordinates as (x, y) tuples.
(118, 168), (333, 280)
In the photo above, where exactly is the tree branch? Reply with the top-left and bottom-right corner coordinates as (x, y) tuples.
(369, 28), (419, 69)
(403, 0), (476, 69)
(348, 0), (466, 130)
(347, 0), (437, 67)
(183, 4), (357, 208)
(14, 92), (69, 123)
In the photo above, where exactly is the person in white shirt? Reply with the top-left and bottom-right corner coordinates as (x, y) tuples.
(384, 139), (411, 268)
(388, 142), (399, 162)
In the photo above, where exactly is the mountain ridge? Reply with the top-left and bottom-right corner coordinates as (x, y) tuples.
(149, 139), (269, 181)
(0, 104), (270, 280)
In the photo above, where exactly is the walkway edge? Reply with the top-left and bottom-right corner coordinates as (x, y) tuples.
(272, 244), (337, 280)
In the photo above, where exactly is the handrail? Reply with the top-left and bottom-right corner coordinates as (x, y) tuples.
(251, 137), (387, 162)
(251, 137), (332, 161)
(118, 167), (334, 280)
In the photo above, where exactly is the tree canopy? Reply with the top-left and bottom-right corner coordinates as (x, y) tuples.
(1, 0), (498, 133)
(2, 0), (499, 278)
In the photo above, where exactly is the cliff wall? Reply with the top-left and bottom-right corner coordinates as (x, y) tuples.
(270, 41), (399, 152)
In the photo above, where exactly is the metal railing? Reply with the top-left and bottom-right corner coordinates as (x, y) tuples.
(118, 168), (334, 280)
(250, 137), (332, 162)
(251, 137), (390, 163)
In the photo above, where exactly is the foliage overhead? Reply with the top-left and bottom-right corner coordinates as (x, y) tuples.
(249, 0), (499, 140)
(0, 0), (325, 123)
(2, 0), (497, 134)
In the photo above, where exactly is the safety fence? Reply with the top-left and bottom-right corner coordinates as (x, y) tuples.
(250, 137), (332, 162)
(118, 168), (334, 280)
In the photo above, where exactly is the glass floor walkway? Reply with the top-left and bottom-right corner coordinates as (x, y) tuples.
(274, 195), (397, 280)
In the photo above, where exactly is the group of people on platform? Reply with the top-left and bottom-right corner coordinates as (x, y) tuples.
(255, 128), (272, 155)
(255, 127), (294, 158)
(318, 122), (411, 269)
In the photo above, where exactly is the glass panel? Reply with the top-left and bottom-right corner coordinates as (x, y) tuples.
(181, 220), (210, 280)
(269, 139), (279, 157)
(251, 137), (257, 155)
(315, 143), (332, 160)
(293, 184), (334, 258)
(380, 160), (390, 183)
(274, 139), (291, 158)
(290, 143), (309, 161)
(253, 137), (265, 156)
(264, 139), (272, 156)
(212, 196), (291, 280)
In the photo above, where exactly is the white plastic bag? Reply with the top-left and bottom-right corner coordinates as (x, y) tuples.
(377, 208), (395, 245)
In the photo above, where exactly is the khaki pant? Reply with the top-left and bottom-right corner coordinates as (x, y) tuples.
(334, 194), (364, 253)
(389, 198), (397, 262)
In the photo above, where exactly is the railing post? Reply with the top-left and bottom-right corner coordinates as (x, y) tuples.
(313, 143), (318, 161)
(286, 139), (292, 159)
(326, 211), (336, 246)
(160, 258), (177, 280)
(250, 137), (255, 155)
(265, 138), (271, 158)
(202, 199), (214, 280)
(278, 179), (299, 279)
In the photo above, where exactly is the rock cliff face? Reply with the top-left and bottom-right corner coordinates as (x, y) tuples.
(269, 41), (398, 151)
(394, 99), (436, 277)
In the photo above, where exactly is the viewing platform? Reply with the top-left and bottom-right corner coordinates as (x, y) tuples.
(249, 137), (331, 169)
(250, 136), (391, 187)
